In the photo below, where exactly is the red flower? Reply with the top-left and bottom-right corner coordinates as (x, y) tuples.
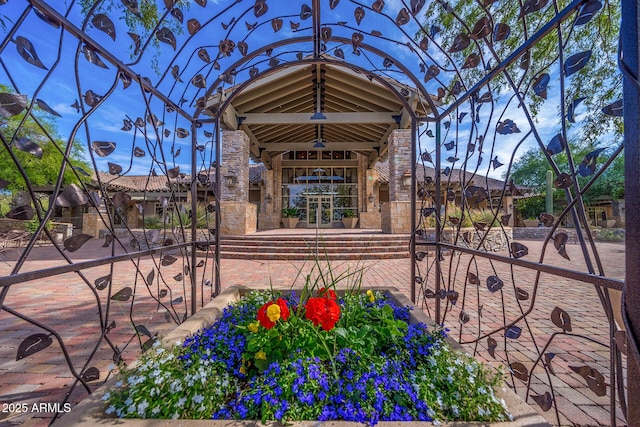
(305, 297), (341, 331)
(317, 287), (337, 300)
(257, 298), (290, 329)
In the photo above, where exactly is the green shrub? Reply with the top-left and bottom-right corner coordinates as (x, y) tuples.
(143, 215), (164, 229)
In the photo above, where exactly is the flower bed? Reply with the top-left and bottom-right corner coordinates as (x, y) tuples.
(57, 285), (549, 427)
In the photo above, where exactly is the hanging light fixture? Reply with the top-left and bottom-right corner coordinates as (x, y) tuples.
(312, 123), (325, 148)
(310, 80), (326, 120)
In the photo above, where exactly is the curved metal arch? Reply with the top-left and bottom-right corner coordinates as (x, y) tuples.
(192, 37), (435, 123)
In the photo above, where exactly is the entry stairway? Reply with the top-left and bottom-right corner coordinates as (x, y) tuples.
(203, 232), (412, 261)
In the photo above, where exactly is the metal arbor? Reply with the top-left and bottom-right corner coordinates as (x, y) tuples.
(0, 0), (635, 425)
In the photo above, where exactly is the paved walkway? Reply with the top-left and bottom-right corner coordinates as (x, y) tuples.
(0, 232), (627, 426)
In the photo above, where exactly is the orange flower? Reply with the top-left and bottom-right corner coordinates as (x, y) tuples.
(305, 297), (341, 331)
(257, 298), (290, 329)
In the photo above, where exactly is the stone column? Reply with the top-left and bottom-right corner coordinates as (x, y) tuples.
(219, 130), (256, 235)
(258, 168), (279, 229)
(382, 129), (412, 233)
(360, 167), (381, 229)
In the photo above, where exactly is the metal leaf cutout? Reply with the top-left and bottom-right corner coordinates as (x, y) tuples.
(94, 274), (111, 290)
(33, 8), (60, 28)
(0, 93), (27, 117)
(135, 324), (152, 337)
(575, 0), (603, 26)
(554, 232), (570, 260)
(395, 8), (410, 26)
(102, 233), (113, 247)
(539, 212), (554, 226)
(187, 19), (201, 35)
(510, 362), (529, 381)
(487, 337), (497, 358)
(487, 275), (503, 293)
(564, 50), (592, 77)
(161, 255), (178, 266)
(493, 23), (510, 42)
(173, 273), (183, 281)
(128, 32), (141, 55)
(515, 287), (530, 300)
(176, 128), (189, 138)
(171, 8), (183, 23)
(6, 205), (33, 220)
(467, 273), (480, 286)
(553, 172), (573, 189)
(569, 365), (607, 396)
(64, 234), (92, 252)
(372, 0), (384, 13)
(544, 352), (556, 374)
(254, 0), (268, 17)
(352, 33), (364, 52)
(602, 99), (623, 116)
(16, 333), (53, 360)
(92, 141), (116, 157)
(470, 16), (491, 39)
(505, 325), (522, 339)
(112, 192), (131, 208)
(444, 140), (455, 150)
(532, 392), (553, 411)
(172, 296), (184, 304)
(511, 242), (528, 258)
(448, 33), (470, 53)
(496, 119), (520, 134)
(133, 147), (145, 157)
(462, 53), (480, 69)
(551, 306), (572, 332)
(459, 310), (470, 323)
(159, 289), (168, 298)
(300, 4), (312, 20)
(92, 14), (116, 40)
(14, 137), (43, 158)
(16, 36), (48, 69)
(56, 184), (88, 207)
(520, 0), (549, 16)
(156, 28), (176, 50)
(410, 0), (425, 15)
(578, 148), (606, 176)
(546, 134), (566, 155)
(354, 6), (365, 25)
(500, 214), (511, 225)
(192, 74), (206, 88)
(198, 48), (210, 63)
(108, 162), (122, 175)
(567, 97), (586, 122)
(81, 367), (100, 382)
(121, 0), (141, 17)
(35, 99), (61, 117)
(111, 287), (133, 302)
(533, 73), (550, 99)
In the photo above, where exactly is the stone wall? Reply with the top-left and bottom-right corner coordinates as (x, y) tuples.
(221, 130), (250, 203)
(359, 211), (381, 229)
(0, 218), (73, 240)
(219, 201), (257, 235)
(387, 129), (411, 202)
(381, 201), (411, 233)
(420, 227), (512, 252)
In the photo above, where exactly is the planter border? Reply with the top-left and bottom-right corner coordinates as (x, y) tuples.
(57, 285), (550, 427)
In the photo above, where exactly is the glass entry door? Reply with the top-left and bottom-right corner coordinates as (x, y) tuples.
(307, 196), (332, 227)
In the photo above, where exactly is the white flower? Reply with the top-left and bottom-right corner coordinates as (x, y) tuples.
(451, 405), (459, 417)
(102, 392), (111, 401)
(137, 400), (149, 416)
(172, 412), (180, 419)
(125, 398), (133, 406)
(177, 397), (187, 407)
(105, 405), (116, 414)
(478, 407), (487, 416)
(152, 406), (160, 415)
(447, 374), (454, 383)
(193, 394), (205, 404)
(115, 381), (123, 388)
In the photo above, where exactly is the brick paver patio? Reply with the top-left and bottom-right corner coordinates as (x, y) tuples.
(0, 233), (626, 426)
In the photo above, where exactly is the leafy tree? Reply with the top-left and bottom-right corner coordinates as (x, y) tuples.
(420, 0), (622, 145)
(0, 86), (90, 205)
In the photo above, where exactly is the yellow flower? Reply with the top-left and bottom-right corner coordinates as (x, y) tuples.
(367, 290), (375, 303)
(255, 350), (267, 360)
(239, 366), (247, 375)
(266, 304), (281, 322)
(248, 322), (260, 333)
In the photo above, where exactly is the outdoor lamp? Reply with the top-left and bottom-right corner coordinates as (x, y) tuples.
(402, 170), (412, 187)
(224, 174), (237, 187)
(368, 193), (374, 203)
(265, 194), (272, 203)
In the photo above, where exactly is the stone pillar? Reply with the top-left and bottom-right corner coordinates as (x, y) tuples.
(219, 130), (256, 234)
(382, 129), (412, 233)
(258, 168), (279, 229)
(82, 207), (102, 238)
(360, 167), (381, 229)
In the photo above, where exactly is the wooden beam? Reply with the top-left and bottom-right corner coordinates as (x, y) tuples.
(239, 112), (400, 125)
(262, 142), (377, 151)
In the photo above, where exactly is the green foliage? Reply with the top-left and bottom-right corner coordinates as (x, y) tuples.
(0, 85), (90, 192)
(514, 196), (546, 220)
(78, 0), (190, 73)
(510, 144), (625, 203)
(342, 209), (356, 218)
(142, 215), (164, 229)
(422, 0), (621, 145)
(24, 217), (54, 233)
(281, 207), (299, 218)
(168, 203), (209, 228)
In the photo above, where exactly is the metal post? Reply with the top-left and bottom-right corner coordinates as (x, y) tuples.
(434, 120), (442, 324)
(622, 1), (640, 425)
(546, 170), (553, 215)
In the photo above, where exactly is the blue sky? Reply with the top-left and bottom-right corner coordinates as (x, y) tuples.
(0, 0), (611, 183)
